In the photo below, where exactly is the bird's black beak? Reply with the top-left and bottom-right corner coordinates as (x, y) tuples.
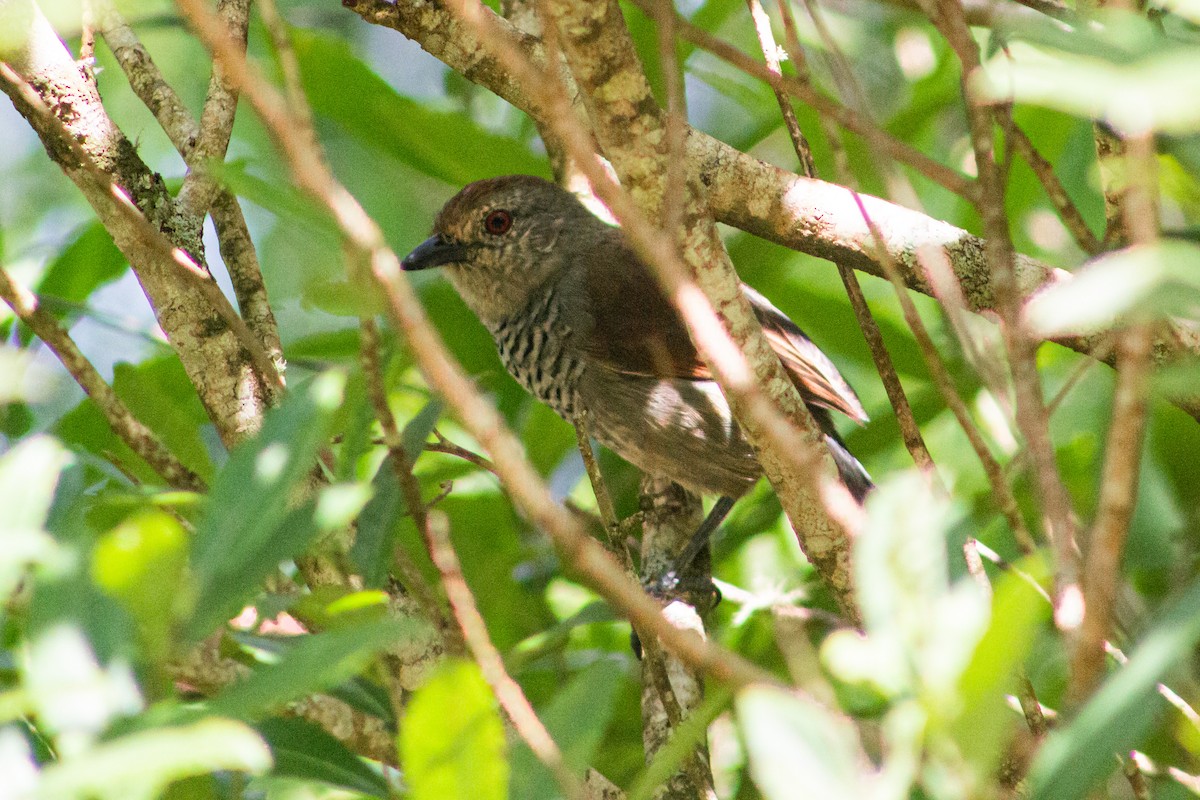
(401, 235), (468, 271)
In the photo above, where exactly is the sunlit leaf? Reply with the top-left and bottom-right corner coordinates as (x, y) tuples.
(1024, 240), (1200, 336)
(978, 27), (1200, 134)
(22, 623), (143, 745)
(401, 659), (508, 800)
(0, 436), (70, 599)
(737, 685), (866, 800)
(35, 718), (271, 800)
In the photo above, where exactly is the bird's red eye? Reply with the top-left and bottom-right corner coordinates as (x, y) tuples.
(484, 209), (513, 235)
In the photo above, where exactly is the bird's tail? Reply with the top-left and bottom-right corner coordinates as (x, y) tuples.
(825, 433), (873, 503)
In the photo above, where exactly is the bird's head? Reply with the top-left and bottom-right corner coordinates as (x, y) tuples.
(402, 175), (603, 324)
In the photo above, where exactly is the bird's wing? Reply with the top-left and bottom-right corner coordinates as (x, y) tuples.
(580, 241), (868, 424)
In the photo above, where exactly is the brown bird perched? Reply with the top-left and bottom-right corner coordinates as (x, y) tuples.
(402, 175), (870, 571)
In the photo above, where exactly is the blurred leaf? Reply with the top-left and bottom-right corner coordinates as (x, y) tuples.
(0, 435), (72, 534)
(209, 618), (414, 721)
(37, 222), (129, 305)
(352, 459), (404, 589)
(403, 399), (443, 460)
(737, 685), (866, 800)
(1025, 240), (1200, 336)
(257, 716), (389, 797)
(979, 19), (1200, 134)
(401, 659), (509, 800)
(285, 329), (364, 363)
(1029, 576), (1200, 800)
(510, 661), (623, 800)
(301, 278), (386, 318)
(210, 160), (337, 235)
(857, 473), (968, 681)
(294, 29), (547, 185)
(35, 718), (271, 800)
(952, 555), (1051, 776)
(92, 511), (191, 666)
(821, 629), (906, 716)
(23, 623), (143, 745)
(0, 345), (57, 404)
(0, 436), (70, 600)
(186, 372), (345, 641)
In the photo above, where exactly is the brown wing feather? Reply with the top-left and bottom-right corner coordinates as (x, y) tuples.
(580, 240), (867, 424)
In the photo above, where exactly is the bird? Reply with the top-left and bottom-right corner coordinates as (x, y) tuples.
(402, 175), (871, 576)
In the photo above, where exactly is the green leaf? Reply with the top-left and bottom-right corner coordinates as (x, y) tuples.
(402, 399), (443, 461)
(737, 685), (866, 800)
(111, 360), (217, 482)
(37, 222), (129, 305)
(952, 555), (1051, 776)
(186, 372), (346, 641)
(293, 29), (547, 185)
(401, 659), (509, 800)
(510, 661), (624, 800)
(92, 511), (191, 666)
(209, 618), (415, 721)
(1029, 575), (1200, 800)
(351, 458), (404, 589)
(257, 716), (389, 797)
(1025, 240), (1200, 336)
(35, 718), (271, 800)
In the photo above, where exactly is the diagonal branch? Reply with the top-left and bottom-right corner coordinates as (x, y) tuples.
(0, 263), (206, 493)
(0, 0), (279, 444)
(344, 0), (1200, 424)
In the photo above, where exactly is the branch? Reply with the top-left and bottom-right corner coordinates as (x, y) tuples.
(0, 1), (280, 445)
(178, 0), (774, 690)
(535, 0), (862, 620)
(96, 0), (285, 375)
(345, 0), (1200, 424)
(0, 263), (205, 492)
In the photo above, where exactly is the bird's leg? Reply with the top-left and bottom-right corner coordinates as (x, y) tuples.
(650, 495), (736, 599)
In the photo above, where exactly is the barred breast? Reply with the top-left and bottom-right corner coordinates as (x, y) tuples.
(487, 287), (586, 419)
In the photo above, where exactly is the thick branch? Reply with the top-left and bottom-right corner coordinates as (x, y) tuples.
(345, 0), (1200, 423)
(0, 0), (277, 444)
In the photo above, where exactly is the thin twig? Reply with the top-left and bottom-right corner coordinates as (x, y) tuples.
(177, 0), (773, 689)
(428, 430), (500, 476)
(425, 510), (588, 800)
(932, 0), (1077, 613)
(1068, 131), (1157, 706)
(0, 62), (285, 398)
(626, 0), (975, 200)
(762, 0), (937, 476)
(999, 114), (1101, 256)
(177, 0), (250, 222)
(360, 319), (460, 649)
(572, 411), (633, 570)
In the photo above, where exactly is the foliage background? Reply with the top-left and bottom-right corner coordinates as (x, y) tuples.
(2, 0), (1200, 798)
